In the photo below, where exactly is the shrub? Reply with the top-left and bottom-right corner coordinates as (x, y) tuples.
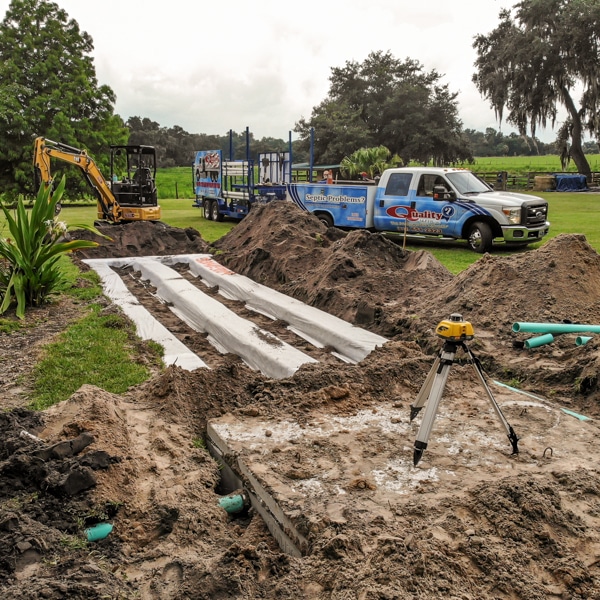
(0, 177), (104, 318)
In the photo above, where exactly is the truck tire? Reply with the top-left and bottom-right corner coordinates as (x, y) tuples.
(467, 222), (493, 253)
(317, 213), (333, 228)
(210, 200), (223, 222)
(203, 199), (211, 220)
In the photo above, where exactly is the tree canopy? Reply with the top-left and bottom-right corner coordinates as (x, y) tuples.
(126, 118), (297, 169)
(0, 0), (127, 198)
(472, 0), (600, 177)
(294, 51), (473, 167)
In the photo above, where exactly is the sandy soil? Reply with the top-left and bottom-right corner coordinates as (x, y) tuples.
(1, 202), (599, 599)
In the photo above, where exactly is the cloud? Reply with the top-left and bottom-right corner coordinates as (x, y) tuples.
(0, 0), (564, 142)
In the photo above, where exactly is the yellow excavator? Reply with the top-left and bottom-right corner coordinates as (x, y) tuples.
(33, 136), (161, 223)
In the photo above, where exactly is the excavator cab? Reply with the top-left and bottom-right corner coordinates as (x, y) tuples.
(33, 137), (161, 223)
(110, 145), (158, 208)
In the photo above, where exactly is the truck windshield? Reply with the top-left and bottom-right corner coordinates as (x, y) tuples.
(446, 172), (492, 194)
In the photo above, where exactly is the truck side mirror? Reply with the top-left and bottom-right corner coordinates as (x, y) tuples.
(433, 185), (455, 201)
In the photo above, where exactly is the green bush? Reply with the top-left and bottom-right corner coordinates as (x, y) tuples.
(0, 177), (104, 318)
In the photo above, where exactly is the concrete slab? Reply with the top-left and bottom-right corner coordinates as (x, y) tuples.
(206, 384), (598, 556)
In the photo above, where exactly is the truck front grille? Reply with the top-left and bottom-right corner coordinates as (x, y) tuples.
(523, 202), (548, 226)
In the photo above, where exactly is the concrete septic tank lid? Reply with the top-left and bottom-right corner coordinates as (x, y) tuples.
(206, 388), (597, 556)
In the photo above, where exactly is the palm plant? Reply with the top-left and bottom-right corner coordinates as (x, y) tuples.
(0, 176), (104, 318)
(340, 146), (402, 179)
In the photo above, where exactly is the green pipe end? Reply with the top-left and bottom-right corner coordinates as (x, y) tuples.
(524, 333), (554, 349)
(218, 493), (246, 514)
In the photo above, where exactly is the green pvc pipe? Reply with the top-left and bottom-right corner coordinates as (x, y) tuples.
(561, 408), (591, 421)
(524, 333), (554, 349)
(576, 336), (592, 346)
(218, 494), (245, 514)
(513, 322), (600, 334)
(86, 522), (113, 542)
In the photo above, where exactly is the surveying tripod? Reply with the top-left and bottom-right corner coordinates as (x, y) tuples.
(410, 314), (520, 466)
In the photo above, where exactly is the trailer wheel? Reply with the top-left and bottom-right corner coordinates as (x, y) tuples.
(203, 199), (211, 220)
(317, 213), (333, 228)
(210, 200), (223, 222)
(467, 221), (493, 253)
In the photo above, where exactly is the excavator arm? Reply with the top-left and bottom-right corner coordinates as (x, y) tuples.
(33, 137), (122, 222)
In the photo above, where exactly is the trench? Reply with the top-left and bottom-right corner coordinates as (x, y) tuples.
(82, 254), (389, 556)
(83, 254), (387, 379)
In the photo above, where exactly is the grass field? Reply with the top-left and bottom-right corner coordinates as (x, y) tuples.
(156, 166), (194, 200)
(33, 190), (597, 275)
(3, 157), (600, 275)
(470, 154), (600, 173)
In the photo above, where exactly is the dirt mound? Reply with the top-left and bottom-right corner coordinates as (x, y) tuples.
(398, 234), (600, 411)
(417, 233), (600, 333)
(72, 220), (212, 259)
(214, 201), (452, 334)
(3, 207), (600, 599)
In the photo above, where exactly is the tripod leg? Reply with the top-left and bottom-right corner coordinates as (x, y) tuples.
(410, 356), (441, 421)
(465, 346), (519, 455)
(413, 355), (454, 466)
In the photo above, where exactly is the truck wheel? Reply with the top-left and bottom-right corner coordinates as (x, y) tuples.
(318, 213), (333, 228)
(467, 222), (493, 253)
(210, 201), (223, 222)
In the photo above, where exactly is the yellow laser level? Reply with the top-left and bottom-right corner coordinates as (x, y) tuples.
(410, 313), (520, 466)
(435, 313), (474, 341)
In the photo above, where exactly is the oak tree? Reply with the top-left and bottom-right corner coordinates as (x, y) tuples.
(295, 51), (472, 166)
(473, 0), (600, 177)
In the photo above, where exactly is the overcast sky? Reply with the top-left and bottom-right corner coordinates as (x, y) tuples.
(2, 0), (564, 142)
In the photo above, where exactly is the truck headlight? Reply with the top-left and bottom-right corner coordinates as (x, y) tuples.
(502, 207), (521, 224)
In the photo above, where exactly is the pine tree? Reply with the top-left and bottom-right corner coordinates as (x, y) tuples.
(0, 0), (128, 198)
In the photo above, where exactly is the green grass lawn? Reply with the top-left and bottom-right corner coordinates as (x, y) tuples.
(471, 154), (600, 174)
(3, 189), (599, 275)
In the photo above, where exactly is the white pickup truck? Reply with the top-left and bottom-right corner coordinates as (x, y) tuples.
(286, 167), (550, 253)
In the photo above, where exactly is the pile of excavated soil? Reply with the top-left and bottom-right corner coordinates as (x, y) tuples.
(2, 202), (600, 599)
(74, 220), (212, 259)
(213, 201), (453, 334)
(214, 203), (600, 415)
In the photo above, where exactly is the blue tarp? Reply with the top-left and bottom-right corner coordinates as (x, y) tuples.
(554, 174), (588, 191)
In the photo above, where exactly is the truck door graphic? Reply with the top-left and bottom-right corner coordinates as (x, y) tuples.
(376, 173), (463, 236)
(373, 172), (412, 232)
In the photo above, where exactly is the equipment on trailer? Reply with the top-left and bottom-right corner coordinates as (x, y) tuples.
(192, 128), (289, 222)
(33, 137), (161, 223)
(410, 314), (520, 466)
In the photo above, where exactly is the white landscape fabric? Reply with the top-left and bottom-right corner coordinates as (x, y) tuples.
(129, 257), (318, 379)
(82, 259), (208, 371)
(84, 256), (318, 379)
(179, 254), (388, 363)
(83, 255), (388, 379)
